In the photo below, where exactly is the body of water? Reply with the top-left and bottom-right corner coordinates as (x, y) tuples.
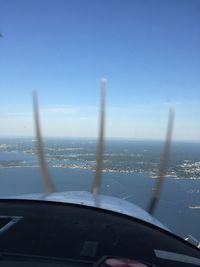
(0, 138), (200, 240)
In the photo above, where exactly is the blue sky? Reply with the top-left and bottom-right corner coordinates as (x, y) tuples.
(0, 0), (200, 140)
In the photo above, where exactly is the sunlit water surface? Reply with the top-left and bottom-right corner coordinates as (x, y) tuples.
(0, 138), (200, 240)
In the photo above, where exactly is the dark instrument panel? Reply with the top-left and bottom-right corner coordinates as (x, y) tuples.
(0, 199), (199, 267)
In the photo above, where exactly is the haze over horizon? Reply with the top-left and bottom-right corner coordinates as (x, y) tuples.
(0, 0), (200, 141)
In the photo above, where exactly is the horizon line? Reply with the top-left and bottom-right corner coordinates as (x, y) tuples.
(0, 135), (200, 143)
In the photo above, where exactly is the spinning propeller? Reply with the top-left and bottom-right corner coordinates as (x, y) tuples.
(33, 91), (54, 193)
(148, 108), (175, 215)
(33, 80), (175, 215)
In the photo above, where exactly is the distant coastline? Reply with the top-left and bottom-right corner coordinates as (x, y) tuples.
(0, 138), (200, 179)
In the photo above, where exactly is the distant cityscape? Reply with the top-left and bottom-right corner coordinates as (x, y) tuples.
(0, 138), (200, 179)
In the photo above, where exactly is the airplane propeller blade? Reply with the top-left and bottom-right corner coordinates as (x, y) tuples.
(33, 91), (55, 193)
(92, 78), (107, 195)
(148, 108), (175, 215)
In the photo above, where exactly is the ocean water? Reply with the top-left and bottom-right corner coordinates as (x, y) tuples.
(0, 138), (200, 240)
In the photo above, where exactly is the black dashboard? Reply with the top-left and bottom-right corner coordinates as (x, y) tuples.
(0, 199), (199, 266)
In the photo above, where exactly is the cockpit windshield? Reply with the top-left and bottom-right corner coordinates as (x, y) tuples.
(0, 0), (200, 244)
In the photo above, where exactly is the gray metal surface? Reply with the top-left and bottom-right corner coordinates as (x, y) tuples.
(2, 191), (168, 231)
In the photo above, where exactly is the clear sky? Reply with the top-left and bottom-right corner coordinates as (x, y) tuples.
(0, 0), (200, 140)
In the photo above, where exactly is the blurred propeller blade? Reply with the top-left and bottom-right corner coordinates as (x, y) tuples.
(148, 108), (175, 215)
(92, 78), (107, 195)
(33, 91), (55, 193)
